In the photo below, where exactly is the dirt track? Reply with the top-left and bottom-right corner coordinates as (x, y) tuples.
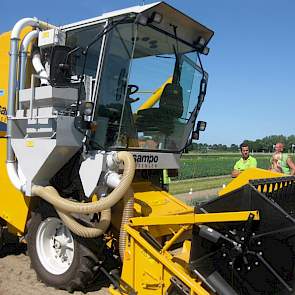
(0, 244), (109, 295)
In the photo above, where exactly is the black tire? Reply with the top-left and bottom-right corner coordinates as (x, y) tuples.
(27, 201), (103, 292)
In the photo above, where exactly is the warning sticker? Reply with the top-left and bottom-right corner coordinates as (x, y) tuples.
(0, 105), (7, 124)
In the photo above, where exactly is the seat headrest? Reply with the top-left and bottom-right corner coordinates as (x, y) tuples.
(159, 83), (183, 118)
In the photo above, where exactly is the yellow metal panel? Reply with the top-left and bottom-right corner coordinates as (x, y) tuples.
(0, 29), (33, 233)
(118, 234), (135, 294)
(134, 237), (164, 294)
(219, 167), (283, 196)
(108, 287), (121, 295)
(132, 182), (192, 217)
(173, 240), (191, 265)
(131, 182), (193, 237)
(130, 210), (259, 226)
(119, 225), (210, 295)
(0, 142), (31, 233)
(0, 31), (11, 128)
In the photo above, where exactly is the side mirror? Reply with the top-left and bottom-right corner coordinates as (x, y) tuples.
(79, 101), (94, 121)
(192, 121), (207, 140)
(197, 120), (207, 132)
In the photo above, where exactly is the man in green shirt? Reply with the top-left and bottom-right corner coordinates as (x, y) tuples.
(232, 143), (257, 178)
(270, 142), (295, 175)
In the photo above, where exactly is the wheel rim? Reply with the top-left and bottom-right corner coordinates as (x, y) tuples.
(36, 217), (75, 275)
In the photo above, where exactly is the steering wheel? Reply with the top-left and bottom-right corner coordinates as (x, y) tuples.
(127, 84), (139, 96)
(127, 84), (140, 103)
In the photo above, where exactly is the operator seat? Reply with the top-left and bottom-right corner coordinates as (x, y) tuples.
(136, 83), (183, 135)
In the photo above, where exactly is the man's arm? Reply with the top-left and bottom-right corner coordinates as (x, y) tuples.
(231, 169), (240, 178)
(232, 161), (241, 178)
(287, 157), (295, 175)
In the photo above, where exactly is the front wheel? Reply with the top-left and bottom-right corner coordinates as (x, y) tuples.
(27, 202), (101, 292)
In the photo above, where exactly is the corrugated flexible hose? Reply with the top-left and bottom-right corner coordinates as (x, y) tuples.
(119, 188), (134, 260)
(31, 151), (135, 240)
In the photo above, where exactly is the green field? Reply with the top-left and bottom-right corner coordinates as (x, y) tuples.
(170, 176), (232, 195)
(175, 153), (272, 180)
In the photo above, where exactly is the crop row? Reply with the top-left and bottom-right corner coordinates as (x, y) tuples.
(175, 154), (271, 180)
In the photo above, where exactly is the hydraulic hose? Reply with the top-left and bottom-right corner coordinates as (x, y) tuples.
(119, 188), (134, 260)
(31, 151), (135, 238)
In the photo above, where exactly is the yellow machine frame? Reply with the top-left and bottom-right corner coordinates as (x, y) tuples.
(0, 29), (33, 235)
(109, 181), (260, 295)
(110, 211), (259, 294)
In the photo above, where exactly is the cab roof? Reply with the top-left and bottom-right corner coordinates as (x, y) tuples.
(61, 2), (214, 49)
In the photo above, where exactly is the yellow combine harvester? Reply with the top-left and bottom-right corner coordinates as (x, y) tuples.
(1, 2), (295, 294)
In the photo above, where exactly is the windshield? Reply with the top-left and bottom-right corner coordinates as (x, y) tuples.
(66, 23), (105, 100)
(90, 22), (207, 152)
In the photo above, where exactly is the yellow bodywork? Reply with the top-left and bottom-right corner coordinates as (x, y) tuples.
(219, 167), (284, 196)
(0, 142), (31, 234)
(0, 31), (11, 136)
(109, 168), (287, 294)
(110, 181), (260, 295)
(0, 29), (34, 234)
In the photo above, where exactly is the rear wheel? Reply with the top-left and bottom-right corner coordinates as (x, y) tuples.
(27, 202), (101, 292)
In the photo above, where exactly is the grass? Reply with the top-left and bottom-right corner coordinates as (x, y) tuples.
(175, 153), (272, 180)
(169, 152), (295, 195)
(170, 175), (232, 195)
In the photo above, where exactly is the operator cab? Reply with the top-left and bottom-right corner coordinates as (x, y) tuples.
(60, 1), (213, 153)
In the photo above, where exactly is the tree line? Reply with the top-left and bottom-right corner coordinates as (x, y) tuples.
(191, 135), (295, 153)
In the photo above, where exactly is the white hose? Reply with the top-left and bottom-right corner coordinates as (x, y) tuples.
(32, 52), (49, 86)
(31, 151), (135, 238)
(11, 18), (56, 40)
(6, 162), (25, 191)
(32, 152), (135, 214)
(19, 30), (39, 90)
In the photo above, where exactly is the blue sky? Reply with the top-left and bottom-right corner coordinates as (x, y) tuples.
(2, 0), (295, 145)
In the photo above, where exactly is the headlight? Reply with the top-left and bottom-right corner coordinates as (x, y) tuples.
(81, 101), (94, 116)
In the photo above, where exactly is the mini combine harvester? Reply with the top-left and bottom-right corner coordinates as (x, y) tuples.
(0, 2), (295, 294)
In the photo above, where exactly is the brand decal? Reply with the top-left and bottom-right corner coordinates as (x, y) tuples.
(133, 154), (158, 163)
(0, 89), (4, 96)
(133, 154), (159, 169)
(0, 105), (7, 124)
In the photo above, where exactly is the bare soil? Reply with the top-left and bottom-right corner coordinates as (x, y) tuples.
(0, 243), (109, 295)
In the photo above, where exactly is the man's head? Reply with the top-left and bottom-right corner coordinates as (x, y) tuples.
(240, 143), (250, 160)
(275, 142), (284, 153)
